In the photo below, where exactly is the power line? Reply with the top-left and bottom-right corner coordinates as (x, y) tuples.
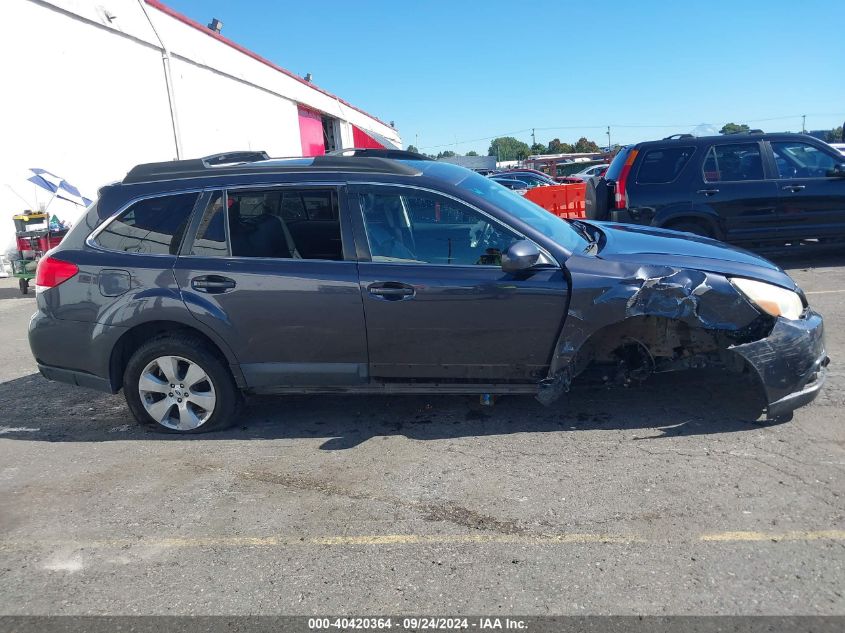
(417, 112), (844, 150)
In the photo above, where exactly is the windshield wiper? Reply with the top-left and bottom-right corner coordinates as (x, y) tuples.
(569, 220), (598, 252)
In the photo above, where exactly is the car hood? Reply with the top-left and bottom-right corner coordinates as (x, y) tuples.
(587, 221), (797, 290)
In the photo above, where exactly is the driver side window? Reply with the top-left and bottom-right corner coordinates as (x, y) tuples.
(358, 190), (520, 266)
(772, 142), (838, 179)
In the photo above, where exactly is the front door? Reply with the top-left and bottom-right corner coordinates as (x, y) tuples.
(348, 184), (569, 383)
(769, 139), (845, 241)
(174, 186), (368, 388)
(697, 141), (779, 242)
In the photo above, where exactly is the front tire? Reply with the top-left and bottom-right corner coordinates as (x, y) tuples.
(123, 334), (240, 433)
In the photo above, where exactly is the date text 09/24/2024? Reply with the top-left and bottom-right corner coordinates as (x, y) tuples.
(307, 617), (527, 630)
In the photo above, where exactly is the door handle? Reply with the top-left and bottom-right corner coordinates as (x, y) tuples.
(696, 189), (720, 196)
(191, 275), (236, 294)
(782, 185), (806, 192)
(367, 282), (415, 300)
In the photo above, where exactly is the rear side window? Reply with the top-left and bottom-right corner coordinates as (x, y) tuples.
(94, 192), (198, 254)
(227, 188), (342, 260)
(702, 143), (764, 182)
(636, 146), (695, 184)
(190, 192), (228, 256)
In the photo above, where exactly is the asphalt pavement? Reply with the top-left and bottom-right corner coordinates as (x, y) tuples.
(0, 255), (843, 615)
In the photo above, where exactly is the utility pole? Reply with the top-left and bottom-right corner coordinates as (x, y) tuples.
(606, 126), (611, 151)
(531, 128), (536, 146)
(802, 115), (806, 134)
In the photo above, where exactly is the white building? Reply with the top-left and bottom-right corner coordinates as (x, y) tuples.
(0, 0), (401, 252)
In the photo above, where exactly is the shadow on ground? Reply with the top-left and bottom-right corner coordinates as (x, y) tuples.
(0, 286), (34, 301)
(769, 250), (845, 270)
(0, 368), (774, 448)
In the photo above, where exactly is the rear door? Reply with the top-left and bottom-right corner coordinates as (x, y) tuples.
(768, 139), (845, 240)
(348, 184), (569, 383)
(695, 141), (779, 242)
(629, 145), (697, 224)
(174, 185), (369, 388)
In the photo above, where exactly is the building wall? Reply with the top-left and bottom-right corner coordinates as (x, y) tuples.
(0, 0), (400, 252)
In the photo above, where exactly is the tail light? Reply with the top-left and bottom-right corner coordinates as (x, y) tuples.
(35, 256), (79, 292)
(614, 149), (639, 209)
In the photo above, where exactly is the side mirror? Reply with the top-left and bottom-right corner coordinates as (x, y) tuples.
(829, 163), (845, 178)
(501, 240), (541, 274)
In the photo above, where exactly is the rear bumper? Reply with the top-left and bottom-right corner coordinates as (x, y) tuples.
(37, 363), (114, 393)
(29, 309), (124, 393)
(610, 208), (641, 224)
(730, 310), (828, 419)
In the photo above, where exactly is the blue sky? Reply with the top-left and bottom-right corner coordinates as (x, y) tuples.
(166, 0), (844, 154)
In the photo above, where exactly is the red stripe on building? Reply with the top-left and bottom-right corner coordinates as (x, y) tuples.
(144, 0), (392, 130)
(352, 125), (387, 150)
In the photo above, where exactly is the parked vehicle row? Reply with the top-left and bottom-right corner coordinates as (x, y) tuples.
(584, 132), (845, 251)
(30, 150), (827, 433)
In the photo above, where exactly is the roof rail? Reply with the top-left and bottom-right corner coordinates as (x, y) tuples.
(662, 134), (695, 140)
(124, 150), (271, 183)
(202, 150), (270, 165)
(122, 151), (422, 185)
(327, 148), (433, 161)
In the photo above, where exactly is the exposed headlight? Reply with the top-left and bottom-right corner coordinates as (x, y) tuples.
(730, 277), (804, 320)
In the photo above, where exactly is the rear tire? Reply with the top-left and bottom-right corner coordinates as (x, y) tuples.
(123, 334), (240, 433)
(666, 220), (715, 240)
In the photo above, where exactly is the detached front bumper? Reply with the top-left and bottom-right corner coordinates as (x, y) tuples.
(730, 309), (828, 419)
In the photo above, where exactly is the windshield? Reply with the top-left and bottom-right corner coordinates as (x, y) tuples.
(412, 161), (587, 253)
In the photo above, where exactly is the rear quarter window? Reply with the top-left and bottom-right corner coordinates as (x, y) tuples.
(94, 192), (199, 254)
(604, 147), (634, 180)
(635, 146), (695, 184)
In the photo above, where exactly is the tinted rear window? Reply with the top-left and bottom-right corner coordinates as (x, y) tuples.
(604, 147), (634, 180)
(636, 146), (695, 184)
(94, 192), (198, 254)
(702, 143), (764, 182)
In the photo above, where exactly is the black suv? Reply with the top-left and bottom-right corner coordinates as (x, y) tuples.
(587, 133), (845, 250)
(29, 151), (827, 433)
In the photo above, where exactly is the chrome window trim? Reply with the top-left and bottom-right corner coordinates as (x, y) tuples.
(350, 181), (559, 269)
(85, 188), (205, 256)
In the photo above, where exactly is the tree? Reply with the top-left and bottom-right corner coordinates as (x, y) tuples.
(465, 150), (479, 156)
(436, 150), (457, 159)
(488, 137), (531, 162)
(720, 122), (750, 135)
(530, 142), (548, 155)
(573, 137), (601, 153)
(826, 126), (844, 143)
(406, 144), (419, 153)
(547, 138), (574, 154)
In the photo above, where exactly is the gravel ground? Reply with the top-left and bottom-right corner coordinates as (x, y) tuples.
(0, 255), (843, 615)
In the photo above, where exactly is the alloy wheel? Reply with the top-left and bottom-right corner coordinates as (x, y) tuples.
(138, 355), (217, 430)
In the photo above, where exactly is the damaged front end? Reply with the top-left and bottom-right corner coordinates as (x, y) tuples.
(539, 259), (828, 419)
(731, 312), (827, 419)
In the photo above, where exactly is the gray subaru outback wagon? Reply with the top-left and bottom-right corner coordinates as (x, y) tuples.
(29, 150), (827, 433)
